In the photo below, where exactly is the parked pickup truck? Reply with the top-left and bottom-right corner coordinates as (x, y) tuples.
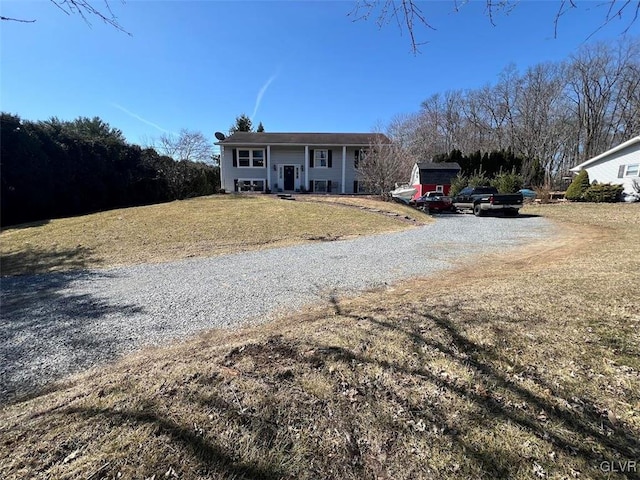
(452, 186), (523, 217)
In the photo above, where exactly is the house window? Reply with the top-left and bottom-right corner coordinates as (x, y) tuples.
(312, 180), (335, 193)
(314, 149), (328, 168)
(625, 164), (639, 176)
(436, 185), (444, 193)
(238, 150), (250, 167)
(252, 150), (264, 167)
(314, 180), (328, 193)
(354, 149), (369, 169)
(237, 179), (265, 192)
(353, 181), (370, 193)
(238, 149), (265, 168)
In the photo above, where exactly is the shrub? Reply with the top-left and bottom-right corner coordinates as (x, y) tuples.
(582, 183), (623, 203)
(448, 172), (490, 196)
(534, 186), (551, 204)
(565, 170), (590, 201)
(491, 172), (524, 193)
(467, 172), (491, 188)
(448, 174), (468, 197)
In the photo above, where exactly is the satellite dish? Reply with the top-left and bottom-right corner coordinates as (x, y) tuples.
(214, 132), (226, 141)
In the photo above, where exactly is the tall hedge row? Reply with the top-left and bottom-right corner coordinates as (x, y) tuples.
(1, 113), (220, 227)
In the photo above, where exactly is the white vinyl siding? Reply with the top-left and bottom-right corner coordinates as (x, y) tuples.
(345, 148), (369, 193)
(579, 143), (640, 194)
(409, 164), (420, 186)
(222, 145), (371, 194)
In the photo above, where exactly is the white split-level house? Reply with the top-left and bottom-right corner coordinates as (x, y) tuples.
(215, 132), (388, 194)
(570, 136), (640, 197)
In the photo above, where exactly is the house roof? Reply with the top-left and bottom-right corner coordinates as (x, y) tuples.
(416, 162), (461, 170)
(216, 132), (390, 146)
(570, 136), (640, 172)
(418, 170), (460, 184)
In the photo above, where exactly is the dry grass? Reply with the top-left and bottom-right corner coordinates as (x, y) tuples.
(300, 194), (423, 219)
(1, 203), (639, 479)
(0, 194), (429, 276)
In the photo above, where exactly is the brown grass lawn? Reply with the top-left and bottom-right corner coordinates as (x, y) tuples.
(0, 194), (430, 276)
(1, 203), (639, 479)
(299, 194), (423, 218)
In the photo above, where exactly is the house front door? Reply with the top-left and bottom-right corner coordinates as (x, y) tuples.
(283, 166), (295, 191)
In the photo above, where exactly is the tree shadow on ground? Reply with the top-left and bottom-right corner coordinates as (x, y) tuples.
(497, 213), (541, 219)
(1, 268), (144, 404)
(435, 212), (542, 219)
(321, 297), (640, 477)
(181, 296), (639, 478)
(37, 294), (639, 479)
(1, 244), (100, 277)
(65, 404), (287, 480)
(0, 218), (50, 231)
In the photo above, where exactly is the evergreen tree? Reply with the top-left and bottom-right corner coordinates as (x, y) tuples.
(229, 114), (253, 133)
(491, 172), (524, 193)
(565, 170), (590, 201)
(256, 122), (265, 132)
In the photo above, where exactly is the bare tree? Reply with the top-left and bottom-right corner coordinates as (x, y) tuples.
(607, 38), (640, 143)
(153, 129), (214, 164)
(461, 89), (494, 152)
(566, 39), (640, 162)
(618, 61), (640, 136)
(413, 94), (448, 159)
(2, 0), (128, 33)
(356, 132), (415, 195)
(392, 37), (639, 186)
(350, 0), (639, 54)
(397, 112), (434, 160)
(510, 63), (568, 184)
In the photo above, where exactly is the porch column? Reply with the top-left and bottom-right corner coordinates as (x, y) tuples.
(304, 145), (309, 189)
(341, 146), (346, 194)
(219, 146), (226, 191)
(266, 145), (271, 190)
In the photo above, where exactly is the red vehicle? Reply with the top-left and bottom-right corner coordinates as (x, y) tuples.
(410, 191), (453, 213)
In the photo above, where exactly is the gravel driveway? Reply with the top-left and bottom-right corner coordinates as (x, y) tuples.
(1, 214), (552, 402)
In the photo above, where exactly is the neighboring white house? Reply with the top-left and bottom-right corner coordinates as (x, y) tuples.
(215, 132), (388, 194)
(570, 136), (640, 196)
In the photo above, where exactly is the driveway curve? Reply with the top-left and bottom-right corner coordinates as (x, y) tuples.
(1, 214), (552, 402)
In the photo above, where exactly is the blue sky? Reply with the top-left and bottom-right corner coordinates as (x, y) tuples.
(1, 1), (638, 146)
